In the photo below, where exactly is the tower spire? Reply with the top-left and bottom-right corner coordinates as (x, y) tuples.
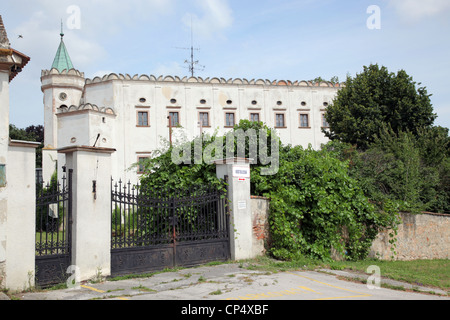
(51, 20), (74, 72)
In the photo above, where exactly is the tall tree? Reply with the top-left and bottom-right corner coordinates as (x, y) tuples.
(9, 124), (44, 168)
(324, 64), (436, 150)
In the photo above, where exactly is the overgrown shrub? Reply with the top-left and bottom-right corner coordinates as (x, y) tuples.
(257, 145), (381, 261)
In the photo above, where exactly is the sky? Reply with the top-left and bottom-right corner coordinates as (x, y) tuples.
(1, 0), (450, 129)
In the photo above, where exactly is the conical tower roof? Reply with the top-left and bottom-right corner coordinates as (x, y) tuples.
(0, 15), (11, 49)
(51, 25), (74, 72)
(0, 15), (30, 82)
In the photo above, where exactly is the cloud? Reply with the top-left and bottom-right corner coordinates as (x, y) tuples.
(388, 0), (450, 22)
(182, 0), (233, 39)
(11, 10), (106, 71)
(7, 0), (178, 71)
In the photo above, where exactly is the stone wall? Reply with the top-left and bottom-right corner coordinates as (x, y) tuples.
(369, 212), (450, 261)
(251, 196), (271, 257)
(250, 196), (450, 261)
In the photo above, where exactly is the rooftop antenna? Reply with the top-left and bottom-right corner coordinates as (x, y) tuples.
(175, 16), (205, 77)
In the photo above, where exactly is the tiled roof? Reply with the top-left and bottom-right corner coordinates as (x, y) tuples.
(0, 15), (30, 82)
(51, 37), (74, 72)
(0, 15), (11, 49)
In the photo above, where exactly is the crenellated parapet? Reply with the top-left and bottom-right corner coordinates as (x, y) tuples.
(40, 68), (86, 94)
(57, 103), (115, 115)
(41, 68), (85, 78)
(85, 73), (345, 88)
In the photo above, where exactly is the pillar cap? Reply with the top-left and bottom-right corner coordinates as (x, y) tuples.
(9, 140), (41, 149)
(213, 157), (253, 165)
(57, 145), (116, 154)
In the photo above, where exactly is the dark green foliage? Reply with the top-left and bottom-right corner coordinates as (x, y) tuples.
(9, 124), (44, 168)
(325, 125), (450, 214)
(139, 120), (279, 195)
(324, 64), (436, 150)
(323, 63), (449, 214)
(256, 145), (381, 261)
(138, 133), (222, 193)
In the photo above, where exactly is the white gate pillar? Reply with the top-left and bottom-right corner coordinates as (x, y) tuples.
(215, 158), (254, 261)
(3, 141), (40, 291)
(58, 146), (115, 282)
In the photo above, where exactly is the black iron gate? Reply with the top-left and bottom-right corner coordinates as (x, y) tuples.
(35, 167), (72, 287)
(111, 180), (230, 277)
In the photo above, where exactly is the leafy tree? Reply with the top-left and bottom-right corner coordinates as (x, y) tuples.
(310, 76), (339, 84)
(324, 125), (450, 214)
(324, 64), (436, 150)
(138, 133), (220, 193)
(415, 126), (450, 166)
(25, 125), (44, 143)
(9, 124), (32, 141)
(372, 126), (450, 213)
(9, 124), (44, 168)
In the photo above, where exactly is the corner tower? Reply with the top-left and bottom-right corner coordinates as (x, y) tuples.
(41, 26), (85, 181)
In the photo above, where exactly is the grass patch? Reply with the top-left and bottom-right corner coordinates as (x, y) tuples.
(209, 289), (223, 295)
(242, 256), (323, 273)
(326, 259), (450, 290)
(107, 267), (184, 282)
(132, 285), (156, 293)
(36, 231), (65, 242)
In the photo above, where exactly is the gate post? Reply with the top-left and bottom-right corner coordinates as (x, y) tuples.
(58, 146), (115, 282)
(3, 141), (40, 291)
(215, 158), (254, 260)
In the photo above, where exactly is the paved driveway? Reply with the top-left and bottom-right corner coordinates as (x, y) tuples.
(16, 262), (448, 302)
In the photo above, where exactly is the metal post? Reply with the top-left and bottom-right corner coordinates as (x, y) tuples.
(67, 169), (73, 255)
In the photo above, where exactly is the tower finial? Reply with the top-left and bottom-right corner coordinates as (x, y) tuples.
(60, 19), (64, 39)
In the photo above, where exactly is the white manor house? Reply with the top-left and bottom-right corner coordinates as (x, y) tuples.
(41, 32), (342, 183)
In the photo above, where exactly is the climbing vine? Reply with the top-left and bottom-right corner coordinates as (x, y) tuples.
(138, 120), (400, 262)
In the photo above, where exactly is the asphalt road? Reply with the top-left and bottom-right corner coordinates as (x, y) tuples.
(13, 262), (448, 302)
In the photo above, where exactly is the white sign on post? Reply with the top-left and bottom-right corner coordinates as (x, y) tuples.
(233, 166), (250, 179)
(238, 201), (247, 210)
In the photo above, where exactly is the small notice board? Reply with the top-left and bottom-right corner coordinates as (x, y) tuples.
(232, 166), (250, 179)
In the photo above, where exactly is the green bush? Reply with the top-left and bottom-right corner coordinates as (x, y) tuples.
(258, 145), (381, 261)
